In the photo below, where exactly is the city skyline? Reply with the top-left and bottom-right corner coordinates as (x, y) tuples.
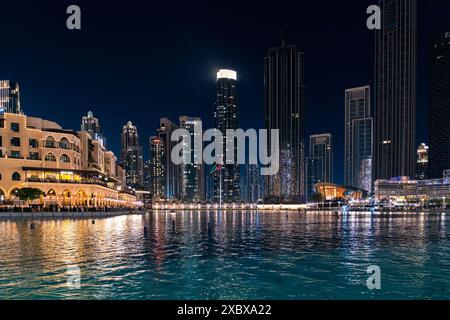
(0, 1), (449, 186)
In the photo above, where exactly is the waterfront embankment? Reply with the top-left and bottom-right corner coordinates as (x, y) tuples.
(0, 210), (143, 220)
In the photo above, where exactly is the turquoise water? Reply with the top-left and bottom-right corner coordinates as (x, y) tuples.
(0, 211), (449, 300)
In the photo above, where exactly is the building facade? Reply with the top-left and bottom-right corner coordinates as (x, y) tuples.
(213, 69), (240, 203)
(344, 86), (373, 193)
(306, 134), (333, 200)
(0, 80), (21, 114)
(428, 31), (450, 179)
(264, 44), (306, 203)
(158, 118), (180, 200)
(179, 116), (205, 202)
(374, 0), (417, 181)
(241, 164), (263, 203)
(149, 136), (165, 200)
(375, 176), (450, 203)
(121, 121), (144, 189)
(0, 112), (136, 207)
(81, 111), (106, 146)
(416, 143), (429, 180)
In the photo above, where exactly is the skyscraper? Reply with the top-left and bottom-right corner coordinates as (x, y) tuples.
(428, 31), (450, 179)
(264, 44), (306, 203)
(344, 86), (373, 192)
(149, 136), (165, 199)
(158, 118), (180, 199)
(213, 69), (240, 203)
(306, 134), (333, 200)
(0, 80), (21, 114)
(143, 160), (151, 191)
(179, 116), (205, 202)
(81, 111), (106, 146)
(241, 164), (263, 203)
(416, 143), (429, 180)
(121, 121), (144, 188)
(374, 0), (417, 181)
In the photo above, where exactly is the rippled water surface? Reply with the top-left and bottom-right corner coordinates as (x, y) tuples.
(0, 211), (450, 300)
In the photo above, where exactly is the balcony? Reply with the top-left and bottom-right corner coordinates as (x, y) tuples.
(26, 177), (111, 188)
(41, 140), (80, 153)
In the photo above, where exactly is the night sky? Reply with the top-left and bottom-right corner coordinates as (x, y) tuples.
(1, 0), (449, 184)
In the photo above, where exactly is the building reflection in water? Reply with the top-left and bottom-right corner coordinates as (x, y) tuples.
(0, 211), (449, 299)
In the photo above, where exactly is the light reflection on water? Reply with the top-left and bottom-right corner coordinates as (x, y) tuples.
(0, 211), (449, 300)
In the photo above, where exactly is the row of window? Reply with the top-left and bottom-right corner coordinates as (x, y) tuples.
(0, 122), (21, 132)
(0, 137), (75, 149)
(0, 150), (77, 164)
(0, 172), (21, 181)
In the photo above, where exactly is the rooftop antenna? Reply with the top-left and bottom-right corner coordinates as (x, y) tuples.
(280, 28), (286, 46)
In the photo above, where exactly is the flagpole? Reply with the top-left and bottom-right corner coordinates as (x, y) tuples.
(219, 167), (222, 210)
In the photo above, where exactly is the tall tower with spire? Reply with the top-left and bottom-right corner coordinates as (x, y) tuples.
(121, 121), (144, 188)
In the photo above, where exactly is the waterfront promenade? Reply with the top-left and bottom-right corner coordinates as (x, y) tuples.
(0, 209), (143, 220)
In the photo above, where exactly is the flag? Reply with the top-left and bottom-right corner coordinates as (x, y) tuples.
(209, 164), (222, 175)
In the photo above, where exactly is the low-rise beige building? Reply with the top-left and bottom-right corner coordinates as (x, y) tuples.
(0, 112), (137, 208)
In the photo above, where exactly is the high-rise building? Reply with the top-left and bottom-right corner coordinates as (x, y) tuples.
(264, 44), (306, 203)
(241, 164), (263, 203)
(213, 69), (240, 203)
(158, 118), (180, 199)
(416, 143), (429, 180)
(428, 31), (450, 179)
(143, 160), (151, 191)
(149, 136), (165, 199)
(179, 116), (205, 202)
(374, 0), (417, 181)
(81, 111), (106, 146)
(81, 111), (99, 136)
(344, 86), (373, 192)
(121, 121), (144, 188)
(306, 134), (333, 200)
(0, 80), (21, 114)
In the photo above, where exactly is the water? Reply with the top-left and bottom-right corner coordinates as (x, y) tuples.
(0, 211), (449, 300)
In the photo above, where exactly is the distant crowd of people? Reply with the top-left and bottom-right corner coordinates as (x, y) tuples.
(0, 205), (139, 213)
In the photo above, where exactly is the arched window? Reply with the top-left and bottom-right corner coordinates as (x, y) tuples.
(60, 154), (71, 163)
(45, 153), (57, 162)
(12, 172), (21, 181)
(45, 136), (56, 148)
(59, 138), (70, 150)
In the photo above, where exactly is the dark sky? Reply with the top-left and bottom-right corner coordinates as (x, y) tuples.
(1, 0), (449, 184)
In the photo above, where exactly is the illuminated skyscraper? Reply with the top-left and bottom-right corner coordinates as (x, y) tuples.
(179, 116), (205, 202)
(213, 69), (240, 203)
(121, 121), (144, 188)
(81, 111), (106, 146)
(428, 31), (450, 178)
(0, 80), (21, 114)
(374, 0), (417, 180)
(241, 164), (263, 203)
(306, 134), (333, 200)
(149, 136), (165, 199)
(264, 43), (306, 203)
(158, 118), (180, 199)
(416, 143), (429, 180)
(344, 86), (373, 192)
